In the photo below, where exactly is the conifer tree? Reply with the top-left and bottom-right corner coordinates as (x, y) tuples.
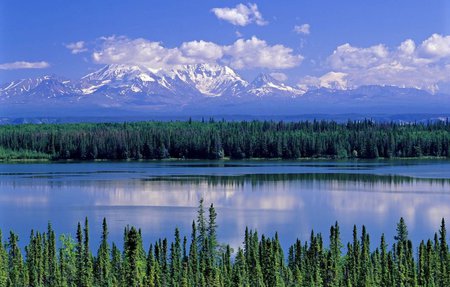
(197, 199), (207, 253)
(95, 218), (112, 287)
(438, 218), (449, 287)
(83, 218), (93, 287)
(7, 231), (27, 287)
(110, 243), (122, 286)
(0, 230), (7, 286)
(45, 222), (58, 286)
(208, 203), (218, 265)
(75, 222), (84, 287)
(328, 222), (343, 287)
(59, 234), (77, 287)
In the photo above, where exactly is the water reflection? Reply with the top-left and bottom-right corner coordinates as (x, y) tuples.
(0, 162), (450, 250)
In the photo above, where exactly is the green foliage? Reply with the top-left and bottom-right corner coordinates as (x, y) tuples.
(0, 120), (449, 161)
(0, 204), (448, 287)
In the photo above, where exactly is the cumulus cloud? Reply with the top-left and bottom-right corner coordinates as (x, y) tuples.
(270, 72), (288, 82)
(418, 34), (450, 58)
(223, 36), (303, 69)
(180, 40), (223, 62)
(301, 34), (450, 93)
(92, 36), (193, 71)
(65, 41), (88, 54)
(294, 24), (310, 35)
(299, 72), (348, 90)
(211, 3), (267, 26)
(92, 35), (302, 71)
(0, 61), (50, 70)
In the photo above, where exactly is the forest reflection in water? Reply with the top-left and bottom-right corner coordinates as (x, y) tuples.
(0, 161), (449, 249)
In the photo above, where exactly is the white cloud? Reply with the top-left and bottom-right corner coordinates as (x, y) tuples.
(418, 33), (450, 58)
(65, 41), (88, 54)
(304, 34), (450, 93)
(294, 24), (310, 35)
(92, 36), (191, 71)
(299, 72), (348, 90)
(0, 61), (50, 70)
(211, 3), (267, 26)
(92, 35), (303, 71)
(270, 72), (288, 82)
(223, 36), (303, 69)
(180, 40), (223, 62)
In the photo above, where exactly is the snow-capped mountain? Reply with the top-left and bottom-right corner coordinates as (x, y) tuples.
(2, 63), (450, 117)
(0, 76), (78, 103)
(75, 63), (250, 102)
(246, 73), (303, 97)
(160, 64), (249, 97)
(0, 63), (302, 103)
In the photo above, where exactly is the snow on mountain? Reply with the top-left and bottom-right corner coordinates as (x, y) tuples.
(0, 76), (77, 103)
(160, 63), (248, 97)
(77, 63), (248, 100)
(246, 73), (304, 97)
(3, 63), (448, 116)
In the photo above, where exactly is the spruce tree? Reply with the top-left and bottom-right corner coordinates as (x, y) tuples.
(96, 218), (112, 287)
(110, 243), (122, 286)
(76, 222), (84, 287)
(7, 231), (27, 287)
(197, 199), (207, 253)
(45, 222), (58, 286)
(438, 218), (449, 287)
(83, 218), (93, 287)
(207, 203), (218, 265)
(0, 230), (7, 287)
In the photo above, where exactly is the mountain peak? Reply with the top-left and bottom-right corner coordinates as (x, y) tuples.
(81, 64), (151, 82)
(247, 73), (303, 97)
(251, 73), (280, 87)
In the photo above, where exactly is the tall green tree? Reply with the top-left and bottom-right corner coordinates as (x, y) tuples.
(95, 218), (112, 287)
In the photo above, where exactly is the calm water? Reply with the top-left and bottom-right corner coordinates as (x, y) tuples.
(1, 160), (450, 250)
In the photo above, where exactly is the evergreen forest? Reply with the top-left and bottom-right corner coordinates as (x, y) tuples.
(0, 120), (450, 161)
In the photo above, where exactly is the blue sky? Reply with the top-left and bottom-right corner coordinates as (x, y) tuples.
(1, 0), (450, 91)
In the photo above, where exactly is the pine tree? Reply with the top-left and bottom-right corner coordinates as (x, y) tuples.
(7, 231), (27, 286)
(438, 218), (449, 287)
(189, 221), (200, 287)
(110, 243), (122, 286)
(0, 230), (8, 286)
(328, 222), (342, 287)
(197, 199), (207, 253)
(395, 217), (409, 245)
(95, 218), (112, 287)
(83, 218), (93, 287)
(170, 228), (182, 287)
(379, 234), (391, 287)
(208, 203), (218, 265)
(75, 223), (84, 287)
(123, 226), (146, 286)
(232, 248), (249, 287)
(45, 222), (58, 286)
(59, 234), (77, 287)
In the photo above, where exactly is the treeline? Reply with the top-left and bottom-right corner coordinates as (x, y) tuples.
(1, 201), (449, 286)
(0, 120), (450, 160)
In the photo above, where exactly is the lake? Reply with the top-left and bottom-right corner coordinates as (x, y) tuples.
(1, 159), (450, 251)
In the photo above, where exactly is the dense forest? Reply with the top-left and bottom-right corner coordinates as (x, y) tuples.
(0, 120), (450, 160)
(0, 201), (449, 287)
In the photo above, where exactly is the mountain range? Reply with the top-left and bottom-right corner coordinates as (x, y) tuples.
(2, 63), (450, 117)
